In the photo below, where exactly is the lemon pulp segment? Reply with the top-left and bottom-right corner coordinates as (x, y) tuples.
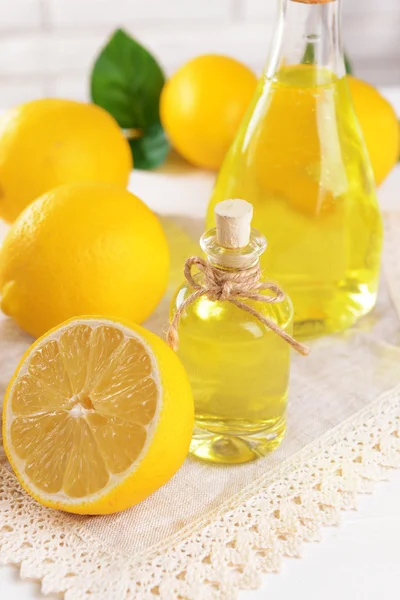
(5, 320), (160, 503)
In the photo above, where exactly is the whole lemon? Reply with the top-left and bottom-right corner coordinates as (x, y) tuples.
(160, 54), (257, 170)
(348, 76), (399, 185)
(0, 182), (169, 337)
(0, 99), (132, 222)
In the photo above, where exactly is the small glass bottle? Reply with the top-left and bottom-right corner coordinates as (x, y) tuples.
(169, 199), (307, 464)
(207, 0), (382, 339)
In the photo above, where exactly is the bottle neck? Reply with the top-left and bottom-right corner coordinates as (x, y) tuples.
(266, 0), (344, 79)
(207, 254), (260, 272)
(201, 227), (266, 270)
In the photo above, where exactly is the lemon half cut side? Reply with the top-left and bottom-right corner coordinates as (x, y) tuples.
(3, 317), (194, 515)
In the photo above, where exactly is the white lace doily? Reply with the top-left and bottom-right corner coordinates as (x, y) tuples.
(0, 214), (399, 600)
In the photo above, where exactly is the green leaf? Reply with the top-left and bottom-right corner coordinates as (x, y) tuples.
(90, 28), (170, 170)
(128, 120), (170, 170)
(344, 54), (352, 75)
(301, 42), (316, 66)
(301, 43), (353, 75)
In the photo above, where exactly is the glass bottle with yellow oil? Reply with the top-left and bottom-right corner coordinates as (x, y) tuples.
(169, 199), (308, 464)
(207, 0), (383, 339)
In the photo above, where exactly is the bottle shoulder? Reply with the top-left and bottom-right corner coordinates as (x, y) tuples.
(207, 70), (381, 226)
(171, 273), (293, 332)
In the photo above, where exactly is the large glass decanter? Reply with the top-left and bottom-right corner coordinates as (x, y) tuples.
(207, 0), (383, 339)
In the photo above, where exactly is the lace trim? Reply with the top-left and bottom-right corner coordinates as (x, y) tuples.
(1, 384), (399, 599)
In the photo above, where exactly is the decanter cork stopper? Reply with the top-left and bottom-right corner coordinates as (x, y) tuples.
(292, 0), (334, 4)
(215, 199), (253, 249)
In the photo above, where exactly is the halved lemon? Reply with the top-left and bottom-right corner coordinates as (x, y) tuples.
(3, 317), (194, 514)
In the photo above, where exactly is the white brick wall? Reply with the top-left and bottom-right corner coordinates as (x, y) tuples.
(0, 0), (399, 106)
(0, 0), (42, 31)
(50, 0), (234, 26)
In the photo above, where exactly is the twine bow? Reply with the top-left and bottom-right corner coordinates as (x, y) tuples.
(167, 256), (309, 356)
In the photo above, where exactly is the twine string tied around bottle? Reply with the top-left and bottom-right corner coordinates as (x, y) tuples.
(167, 256), (309, 356)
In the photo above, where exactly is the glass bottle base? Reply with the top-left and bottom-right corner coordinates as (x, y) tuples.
(291, 282), (378, 340)
(190, 417), (286, 464)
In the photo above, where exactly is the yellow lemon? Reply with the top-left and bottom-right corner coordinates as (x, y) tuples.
(0, 99), (132, 222)
(348, 76), (399, 185)
(160, 54), (257, 170)
(0, 182), (169, 337)
(3, 316), (194, 514)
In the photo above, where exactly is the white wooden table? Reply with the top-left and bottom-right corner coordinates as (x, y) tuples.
(1, 89), (400, 599)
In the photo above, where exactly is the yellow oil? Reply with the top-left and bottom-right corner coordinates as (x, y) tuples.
(171, 270), (293, 463)
(207, 66), (383, 338)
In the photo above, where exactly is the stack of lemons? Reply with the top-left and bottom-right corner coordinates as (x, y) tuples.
(0, 99), (193, 514)
(0, 98), (170, 331)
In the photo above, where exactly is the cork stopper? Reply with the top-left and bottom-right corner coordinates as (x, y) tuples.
(291, 0), (334, 4)
(215, 199), (253, 249)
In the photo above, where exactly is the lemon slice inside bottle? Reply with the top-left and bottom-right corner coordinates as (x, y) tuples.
(3, 317), (194, 514)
